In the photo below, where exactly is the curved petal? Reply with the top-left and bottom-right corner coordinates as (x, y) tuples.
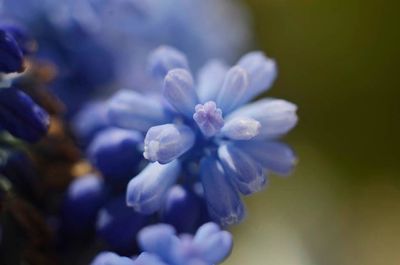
(200, 157), (245, 226)
(138, 224), (176, 261)
(108, 90), (170, 132)
(221, 117), (260, 140)
(196, 59), (228, 103)
(234, 140), (297, 176)
(91, 252), (134, 265)
(237, 51), (277, 103)
(163, 69), (199, 118)
(126, 161), (180, 214)
(227, 98), (298, 139)
(216, 66), (249, 114)
(148, 46), (189, 79)
(144, 124), (195, 164)
(218, 144), (266, 195)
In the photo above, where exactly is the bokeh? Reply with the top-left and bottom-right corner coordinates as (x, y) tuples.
(227, 1), (400, 264)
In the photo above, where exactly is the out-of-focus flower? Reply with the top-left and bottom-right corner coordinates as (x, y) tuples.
(96, 196), (150, 254)
(0, 87), (49, 142)
(87, 128), (143, 185)
(0, 28), (24, 74)
(61, 174), (106, 236)
(161, 185), (209, 234)
(0, 0), (250, 115)
(91, 222), (232, 265)
(110, 46), (298, 226)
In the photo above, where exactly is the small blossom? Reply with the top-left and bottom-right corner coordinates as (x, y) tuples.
(109, 46), (297, 225)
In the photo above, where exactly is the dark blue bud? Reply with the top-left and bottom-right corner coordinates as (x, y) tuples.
(88, 128), (143, 186)
(96, 196), (150, 254)
(61, 174), (106, 237)
(72, 101), (110, 147)
(0, 24), (35, 55)
(0, 88), (50, 142)
(161, 185), (205, 233)
(0, 29), (24, 73)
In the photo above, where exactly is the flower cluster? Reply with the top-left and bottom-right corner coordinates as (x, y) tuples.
(0, 2), (299, 265)
(108, 46), (298, 226)
(91, 222), (232, 265)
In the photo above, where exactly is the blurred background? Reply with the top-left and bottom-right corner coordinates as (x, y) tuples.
(227, 0), (400, 264)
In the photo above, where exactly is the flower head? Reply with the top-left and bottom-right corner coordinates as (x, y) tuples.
(109, 46), (298, 226)
(91, 222), (232, 265)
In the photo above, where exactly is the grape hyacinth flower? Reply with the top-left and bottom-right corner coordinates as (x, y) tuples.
(91, 222), (232, 265)
(109, 46), (298, 226)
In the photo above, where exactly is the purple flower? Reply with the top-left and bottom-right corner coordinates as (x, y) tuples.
(91, 222), (233, 265)
(110, 46), (298, 226)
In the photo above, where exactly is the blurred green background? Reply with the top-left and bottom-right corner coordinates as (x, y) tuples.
(226, 1), (400, 264)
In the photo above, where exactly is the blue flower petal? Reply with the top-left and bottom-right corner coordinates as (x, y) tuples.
(0, 87), (49, 142)
(234, 140), (297, 176)
(148, 46), (189, 79)
(88, 128), (142, 183)
(72, 101), (110, 147)
(144, 124), (195, 164)
(237, 51), (277, 103)
(221, 117), (260, 140)
(163, 69), (199, 118)
(96, 196), (149, 253)
(161, 185), (203, 233)
(91, 252), (134, 265)
(0, 28), (24, 73)
(200, 157), (245, 226)
(216, 66), (249, 114)
(218, 144), (267, 195)
(138, 224), (176, 261)
(227, 98), (298, 139)
(108, 90), (170, 132)
(133, 252), (168, 265)
(193, 223), (233, 264)
(196, 59), (228, 103)
(61, 174), (106, 236)
(126, 161), (180, 214)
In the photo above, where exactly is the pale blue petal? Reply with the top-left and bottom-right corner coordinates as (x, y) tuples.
(216, 66), (249, 114)
(234, 140), (297, 176)
(163, 69), (199, 118)
(144, 124), (195, 164)
(193, 223), (233, 264)
(218, 144), (266, 195)
(200, 157), (245, 226)
(91, 252), (133, 265)
(227, 99), (298, 138)
(148, 46), (189, 79)
(126, 161), (180, 214)
(138, 224), (176, 261)
(133, 252), (168, 265)
(237, 51), (277, 104)
(196, 59), (228, 103)
(108, 90), (170, 132)
(221, 117), (260, 140)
